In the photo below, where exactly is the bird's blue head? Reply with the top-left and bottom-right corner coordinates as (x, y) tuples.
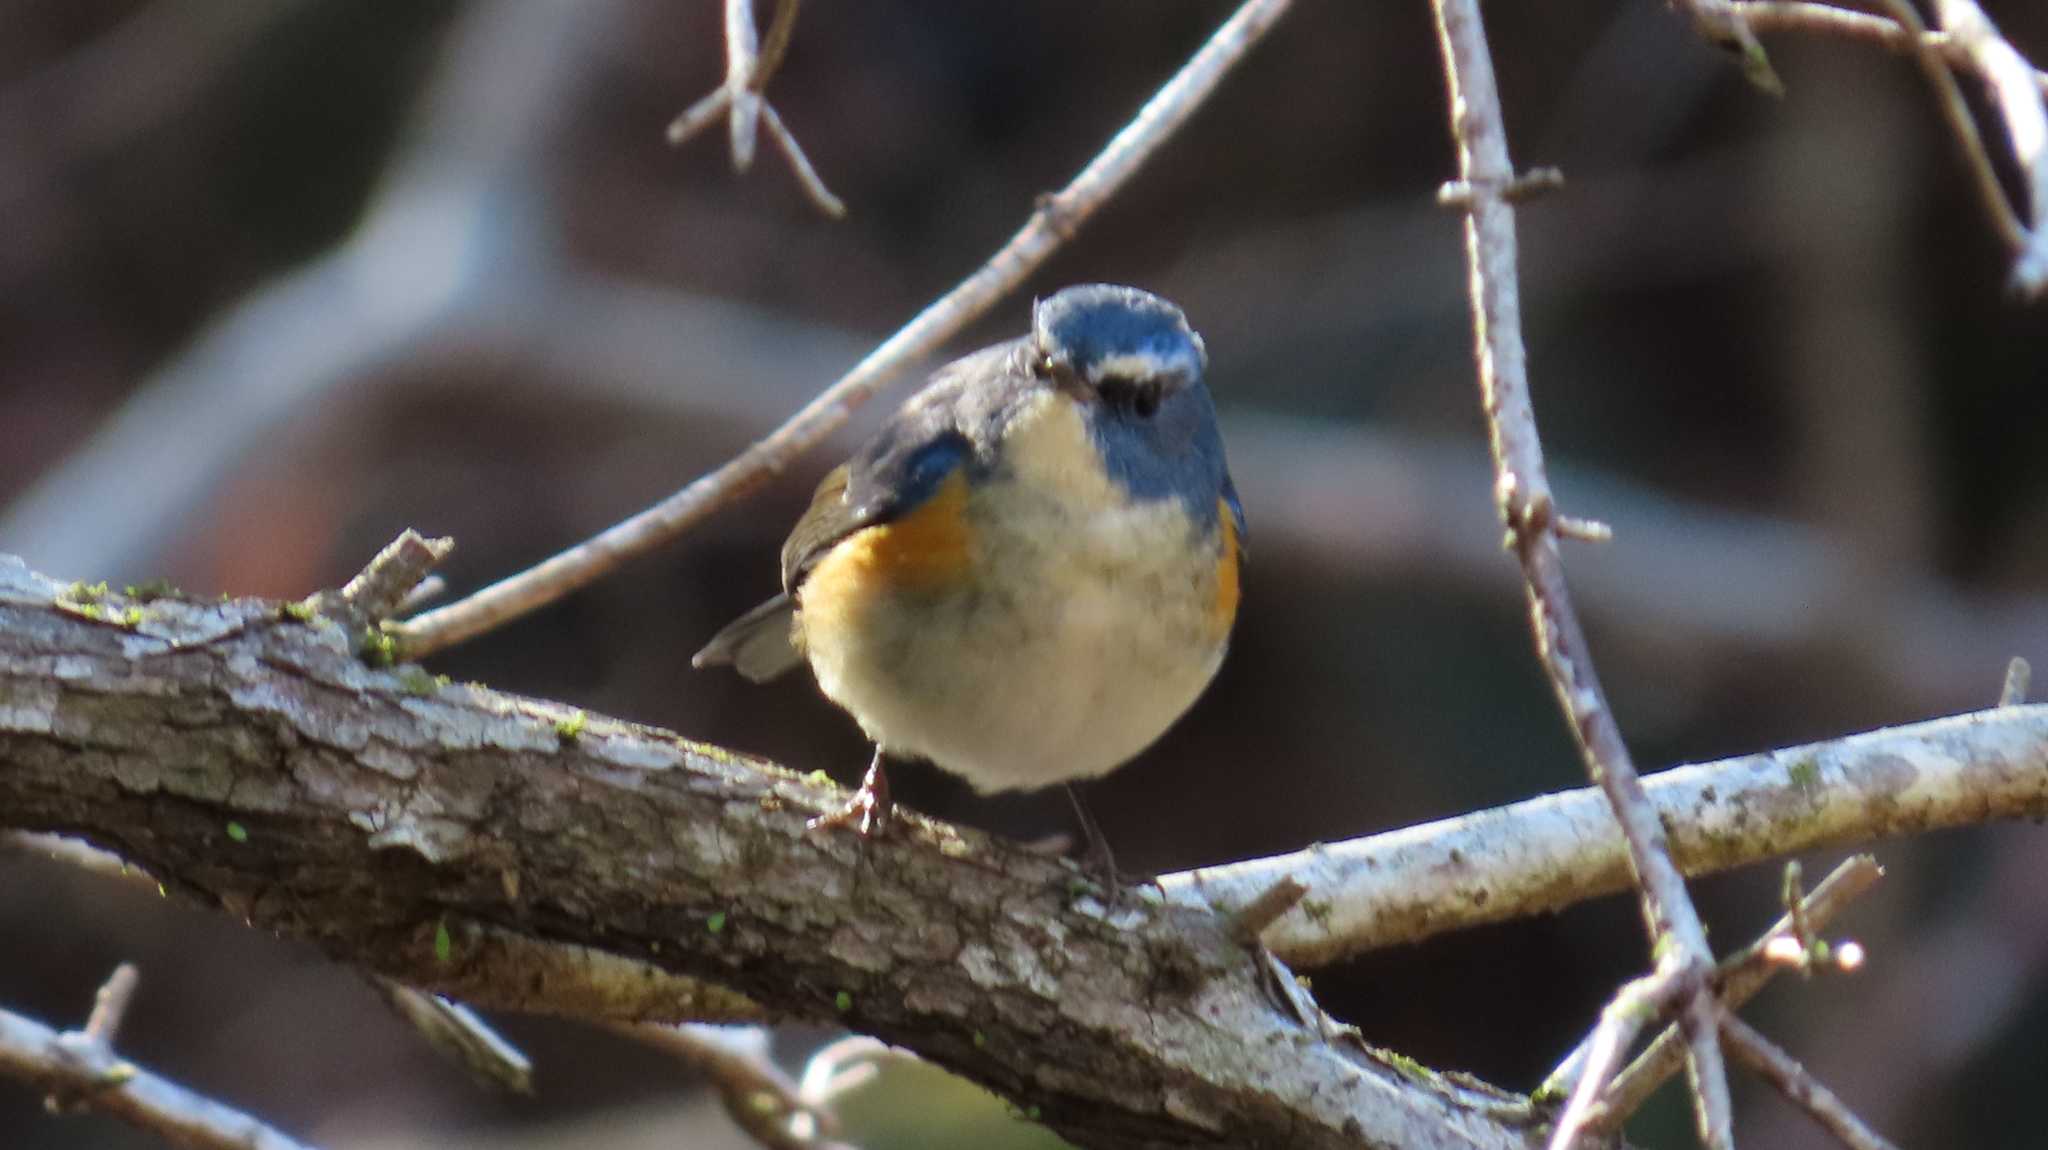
(1031, 284), (1207, 415)
(1027, 284), (1236, 534)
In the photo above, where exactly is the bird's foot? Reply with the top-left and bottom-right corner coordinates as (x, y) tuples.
(1082, 837), (1123, 904)
(1064, 784), (1131, 906)
(806, 752), (893, 837)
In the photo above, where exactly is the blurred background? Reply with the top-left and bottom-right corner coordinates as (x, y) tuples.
(3, 1), (2047, 1147)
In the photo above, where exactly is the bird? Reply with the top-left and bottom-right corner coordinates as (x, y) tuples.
(693, 284), (1243, 884)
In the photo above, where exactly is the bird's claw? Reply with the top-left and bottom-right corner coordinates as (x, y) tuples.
(806, 753), (893, 837)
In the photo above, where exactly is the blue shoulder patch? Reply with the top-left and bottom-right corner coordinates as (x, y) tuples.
(783, 429), (974, 591)
(890, 434), (972, 514)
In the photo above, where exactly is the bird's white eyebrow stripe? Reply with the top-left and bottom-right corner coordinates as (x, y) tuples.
(1085, 351), (1192, 381)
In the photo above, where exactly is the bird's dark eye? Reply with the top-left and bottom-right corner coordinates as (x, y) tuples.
(1097, 375), (1161, 418)
(1035, 354), (1083, 388)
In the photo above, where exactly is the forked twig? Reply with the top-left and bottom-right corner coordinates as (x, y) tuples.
(1569, 855), (1883, 1133)
(1722, 0), (2048, 97)
(1871, 1), (2029, 250)
(668, 0), (844, 216)
(1693, 0), (2048, 295)
(0, 968), (311, 1150)
(623, 1022), (858, 1150)
(1926, 0), (2048, 295)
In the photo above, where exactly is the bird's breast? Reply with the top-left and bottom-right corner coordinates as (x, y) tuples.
(797, 391), (1237, 792)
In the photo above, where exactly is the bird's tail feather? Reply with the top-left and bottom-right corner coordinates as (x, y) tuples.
(691, 593), (803, 683)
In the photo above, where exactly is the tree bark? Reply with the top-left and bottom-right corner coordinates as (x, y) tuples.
(0, 555), (1540, 1150)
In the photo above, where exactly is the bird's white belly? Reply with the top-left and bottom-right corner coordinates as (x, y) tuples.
(801, 488), (1230, 794)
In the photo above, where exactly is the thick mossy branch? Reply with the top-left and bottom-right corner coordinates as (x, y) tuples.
(0, 556), (1535, 1150)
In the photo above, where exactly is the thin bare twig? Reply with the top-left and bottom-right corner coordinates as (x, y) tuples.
(1871, 1), (2033, 258)
(723, 0), (765, 170)
(1671, 0), (1788, 94)
(665, 85), (736, 146)
(1720, 1010), (1901, 1150)
(797, 1035), (898, 1111)
(752, 0), (801, 86)
(1226, 876), (1310, 943)
(1780, 860), (1816, 958)
(397, 0), (1296, 659)
(1927, 0), (2048, 295)
(369, 977), (532, 1094)
(80, 964), (139, 1046)
(0, 977), (312, 1150)
(1549, 972), (1692, 1141)
(1556, 970), (1729, 1149)
(1576, 856), (1884, 1132)
(2001, 655), (2032, 705)
(1554, 514), (1613, 543)
(1723, 0), (2048, 98)
(621, 1023), (857, 1150)
(787, 1037), (929, 1142)
(760, 101), (846, 217)
(1437, 165), (1568, 206)
(668, 0), (843, 215)
(319, 529), (454, 625)
(393, 574), (448, 618)
(1724, 0), (2048, 293)
(1426, 1), (1731, 1145)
